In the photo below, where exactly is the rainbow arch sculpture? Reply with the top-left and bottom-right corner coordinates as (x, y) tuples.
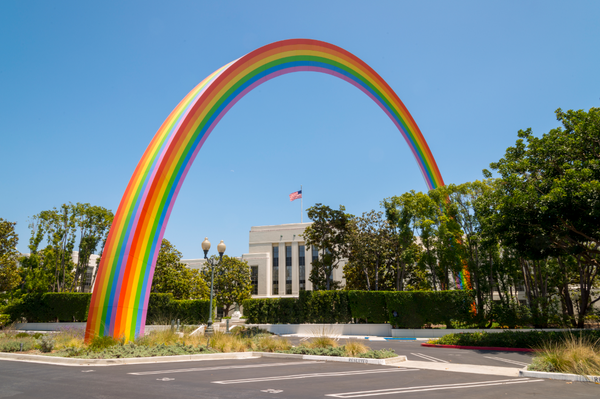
(85, 39), (446, 341)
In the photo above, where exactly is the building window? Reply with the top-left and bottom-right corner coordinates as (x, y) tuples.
(251, 266), (258, 295)
(84, 267), (94, 286)
(285, 245), (292, 295)
(312, 246), (318, 263)
(299, 245), (305, 291)
(272, 246), (279, 295)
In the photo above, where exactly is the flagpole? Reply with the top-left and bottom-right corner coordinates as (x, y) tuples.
(300, 185), (303, 223)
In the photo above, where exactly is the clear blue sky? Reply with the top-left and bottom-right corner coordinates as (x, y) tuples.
(1, 1), (599, 259)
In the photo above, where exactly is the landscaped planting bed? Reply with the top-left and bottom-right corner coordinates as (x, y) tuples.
(0, 326), (397, 360)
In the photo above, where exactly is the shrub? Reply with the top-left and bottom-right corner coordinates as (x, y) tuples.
(58, 342), (216, 359)
(89, 335), (121, 352)
(356, 349), (397, 359)
(300, 290), (351, 323)
(385, 290), (475, 328)
(0, 314), (10, 328)
(37, 335), (55, 353)
(4, 293), (91, 322)
(231, 326), (271, 338)
(285, 346), (347, 356)
(243, 290), (474, 327)
(3, 292), (210, 325)
(490, 301), (531, 328)
(0, 337), (37, 352)
(347, 291), (387, 323)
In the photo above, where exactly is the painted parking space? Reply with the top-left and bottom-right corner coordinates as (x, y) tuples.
(1, 356), (598, 398)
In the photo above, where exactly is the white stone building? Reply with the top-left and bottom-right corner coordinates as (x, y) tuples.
(182, 222), (345, 298)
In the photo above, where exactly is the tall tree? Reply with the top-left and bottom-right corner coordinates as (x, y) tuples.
(488, 107), (600, 327)
(383, 193), (423, 291)
(152, 239), (208, 300)
(345, 210), (394, 291)
(0, 218), (22, 292)
(302, 204), (353, 290)
(200, 255), (252, 315)
(21, 203), (113, 293)
(70, 203), (113, 292)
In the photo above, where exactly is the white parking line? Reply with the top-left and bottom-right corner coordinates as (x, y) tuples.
(128, 361), (323, 375)
(212, 368), (416, 384)
(326, 378), (543, 397)
(483, 356), (529, 367)
(410, 353), (449, 363)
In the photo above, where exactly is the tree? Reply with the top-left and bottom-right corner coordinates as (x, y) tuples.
(345, 210), (394, 291)
(383, 193), (423, 291)
(302, 204), (353, 290)
(0, 218), (22, 292)
(488, 107), (600, 327)
(21, 203), (113, 293)
(201, 255), (252, 315)
(152, 239), (208, 300)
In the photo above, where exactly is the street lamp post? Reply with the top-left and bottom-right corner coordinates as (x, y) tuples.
(202, 237), (226, 336)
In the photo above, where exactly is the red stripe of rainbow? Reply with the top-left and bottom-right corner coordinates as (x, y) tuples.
(85, 39), (446, 341)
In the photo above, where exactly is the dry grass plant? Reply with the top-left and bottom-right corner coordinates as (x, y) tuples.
(343, 340), (369, 357)
(208, 331), (247, 353)
(136, 328), (180, 347)
(306, 325), (339, 349)
(530, 333), (600, 380)
(256, 336), (291, 352)
(53, 328), (85, 351)
(306, 336), (338, 349)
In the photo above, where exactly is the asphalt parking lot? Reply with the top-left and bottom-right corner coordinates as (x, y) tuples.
(1, 355), (598, 399)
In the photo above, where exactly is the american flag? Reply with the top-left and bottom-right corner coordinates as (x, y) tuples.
(289, 190), (302, 202)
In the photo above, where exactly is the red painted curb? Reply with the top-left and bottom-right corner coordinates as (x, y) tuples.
(421, 343), (536, 352)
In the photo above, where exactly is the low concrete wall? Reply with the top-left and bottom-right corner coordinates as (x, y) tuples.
(15, 322), (86, 331)
(249, 323), (392, 337)
(14, 323), (202, 334)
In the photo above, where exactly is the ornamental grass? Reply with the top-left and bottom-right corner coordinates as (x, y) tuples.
(343, 340), (369, 357)
(528, 333), (600, 378)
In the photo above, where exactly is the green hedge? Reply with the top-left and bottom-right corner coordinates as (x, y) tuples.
(347, 291), (387, 323)
(385, 290), (475, 328)
(145, 293), (212, 324)
(5, 292), (211, 325)
(300, 290), (352, 323)
(5, 293), (92, 322)
(243, 289), (474, 327)
(241, 298), (302, 324)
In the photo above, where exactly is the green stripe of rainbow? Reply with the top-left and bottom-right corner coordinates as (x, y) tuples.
(85, 39), (446, 341)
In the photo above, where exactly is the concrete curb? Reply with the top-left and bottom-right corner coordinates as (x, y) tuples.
(0, 352), (259, 366)
(519, 369), (600, 383)
(257, 352), (407, 365)
(0, 351), (405, 367)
